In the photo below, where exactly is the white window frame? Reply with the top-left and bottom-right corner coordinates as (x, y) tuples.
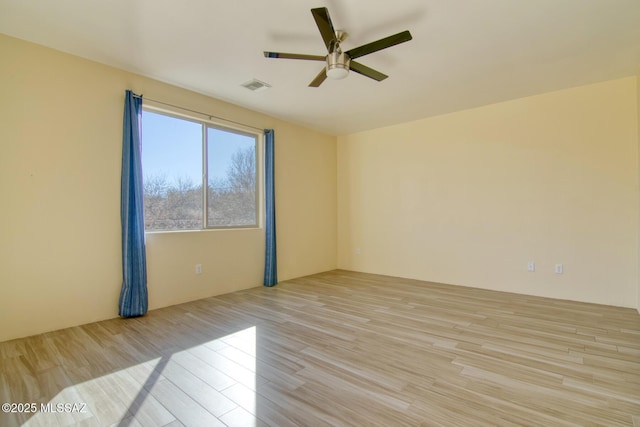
(142, 105), (263, 232)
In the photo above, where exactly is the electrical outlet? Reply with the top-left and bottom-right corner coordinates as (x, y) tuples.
(555, 264), (563, 274)
(527, 261), (535, 272)
(195, 264), (202, 275)
(355, 248), (361, 255)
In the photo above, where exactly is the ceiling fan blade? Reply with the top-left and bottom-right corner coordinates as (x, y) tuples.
(349, 61), (388, 81)
(311, 7), (337, 50)
(264, 52), (326, 61)
(309, 68), (327, 87)
(345, 30), (412, 59)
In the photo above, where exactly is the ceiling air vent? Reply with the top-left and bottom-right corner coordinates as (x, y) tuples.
(241, 79), (271, 92)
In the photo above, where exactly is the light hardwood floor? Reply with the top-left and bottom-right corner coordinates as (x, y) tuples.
(1, 270), (639, 426)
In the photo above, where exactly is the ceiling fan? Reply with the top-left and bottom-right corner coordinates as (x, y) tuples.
(264, 7), (412, 87)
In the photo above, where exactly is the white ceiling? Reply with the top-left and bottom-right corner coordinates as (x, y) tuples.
(1, 0), (639, 135)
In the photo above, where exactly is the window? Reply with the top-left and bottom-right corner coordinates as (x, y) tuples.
(141, 109), (259, 231)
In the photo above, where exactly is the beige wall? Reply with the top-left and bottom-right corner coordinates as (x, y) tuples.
(637, 73), (640, 313)
(338, 77), (639, 308)
(0, 34), (337, 342)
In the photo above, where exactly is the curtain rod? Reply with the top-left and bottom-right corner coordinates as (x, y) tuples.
(132, 93), (265, 132)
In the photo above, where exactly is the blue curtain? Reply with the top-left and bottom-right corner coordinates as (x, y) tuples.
(264, 129), (278, 286)
(119, 90), (148, 317)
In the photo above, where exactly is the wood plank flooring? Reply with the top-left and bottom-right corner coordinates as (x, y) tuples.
(1, 270), (639, 426)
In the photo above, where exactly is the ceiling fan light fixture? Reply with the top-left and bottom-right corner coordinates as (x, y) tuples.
(263, 7), (412, 87)
(326, 65), (349, 80)
(326, 51), (350, 80)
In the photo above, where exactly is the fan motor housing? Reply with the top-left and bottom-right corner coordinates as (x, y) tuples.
(326, 51), (350, 79)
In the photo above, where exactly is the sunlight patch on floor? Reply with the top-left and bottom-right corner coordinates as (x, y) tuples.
(22, 327), (258, 426)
